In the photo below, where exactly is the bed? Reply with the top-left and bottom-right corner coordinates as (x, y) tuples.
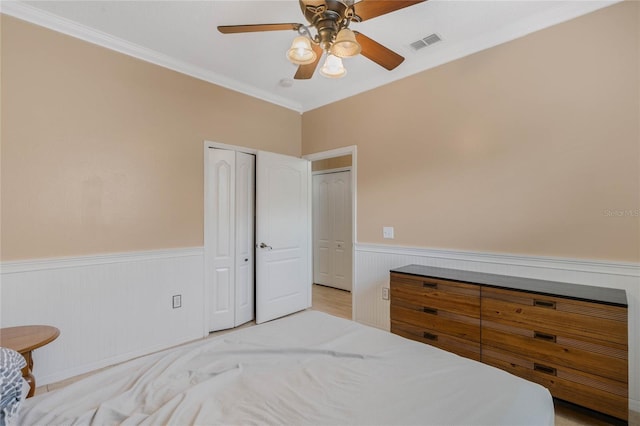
(17, 311), (554, 425)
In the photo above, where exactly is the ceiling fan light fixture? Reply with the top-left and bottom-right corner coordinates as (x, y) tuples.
(220, 0), (424, 79)
(287, 36), (317, 65)
(319, 54), (347, 79)
(331, 28), (361, 58)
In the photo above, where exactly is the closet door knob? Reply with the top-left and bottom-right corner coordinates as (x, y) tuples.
(258, 242), (273, 250)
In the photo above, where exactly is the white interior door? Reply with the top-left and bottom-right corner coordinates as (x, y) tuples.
(207, 148), (236, 331)
(255, 151), (311, 324)
(312, 171), (352, 291)
(234, 152), (255, 326)
(330, 171), (352, 291)
(313, 175), (332, 286)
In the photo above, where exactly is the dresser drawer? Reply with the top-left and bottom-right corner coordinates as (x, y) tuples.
(481, 287), (627, 345)
(391, 320), (481, 361)
(390, 304), (480, 342)
(482, 319), (627, 383)
(391, 272), (480, 318)
(483, 347), (628, 420)
(390, 265), (628, 421)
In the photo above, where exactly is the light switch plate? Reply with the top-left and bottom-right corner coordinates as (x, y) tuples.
(383, 226), (394, 239)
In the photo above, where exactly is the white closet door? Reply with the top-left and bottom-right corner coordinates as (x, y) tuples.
(312, 171), (352, 291)
(207, 148), (236, 331)
(234, 152), (255, 326)
(331, 171), (352, 291)
(255, 151), (311, 324)
(313, 174), (332, 286)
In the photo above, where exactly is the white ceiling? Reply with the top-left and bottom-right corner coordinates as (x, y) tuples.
(2, 0), (619, 112)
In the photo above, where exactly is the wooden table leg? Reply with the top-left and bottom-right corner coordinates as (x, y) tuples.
(21, 351), (36, 398)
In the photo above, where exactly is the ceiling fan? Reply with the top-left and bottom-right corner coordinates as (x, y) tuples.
(218, 0), (427, 79)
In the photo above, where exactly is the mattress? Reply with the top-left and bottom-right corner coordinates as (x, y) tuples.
(19, 311), (554, 425)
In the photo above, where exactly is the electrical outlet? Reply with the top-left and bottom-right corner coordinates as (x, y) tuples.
(172, 294), (182, 309)
(382, 287), (390, 300)
(383, 226), (394, 239)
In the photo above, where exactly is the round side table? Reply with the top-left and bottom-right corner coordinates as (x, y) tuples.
(0, 325), (60, 398)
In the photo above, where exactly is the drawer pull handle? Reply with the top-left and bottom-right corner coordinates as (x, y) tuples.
(534, 331), (557, 342)
(422, 307), (438, 315)
(423, 282), (437, 289)
(534, 299), (556, 309)
(423, 332), (438, 341)
(534, 363), (557, 376)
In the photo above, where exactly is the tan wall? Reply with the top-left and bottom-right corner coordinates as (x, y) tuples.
(1, 16), (302, 261)
(302, 2), (640, 262)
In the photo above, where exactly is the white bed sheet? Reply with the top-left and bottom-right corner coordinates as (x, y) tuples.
(20, 311), (554, 425)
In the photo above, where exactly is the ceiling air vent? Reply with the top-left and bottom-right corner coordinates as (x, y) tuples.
(409, 33), (442, 51)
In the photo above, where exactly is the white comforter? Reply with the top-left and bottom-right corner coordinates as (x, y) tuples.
(20, 311), (554, 425)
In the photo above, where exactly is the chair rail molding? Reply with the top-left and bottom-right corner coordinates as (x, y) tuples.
(1, 247), (204, 274)
(356, 243), (640, 277)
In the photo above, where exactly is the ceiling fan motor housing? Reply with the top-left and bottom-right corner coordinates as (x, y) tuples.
(300, 0), (357, 49)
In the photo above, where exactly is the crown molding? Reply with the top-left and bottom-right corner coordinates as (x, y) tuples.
(0, 1), (304, 113)
(0, 1), (621, 113)
(299, 0), (621, 112)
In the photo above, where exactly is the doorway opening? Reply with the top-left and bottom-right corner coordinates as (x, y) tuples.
(304, 146), (357, 321)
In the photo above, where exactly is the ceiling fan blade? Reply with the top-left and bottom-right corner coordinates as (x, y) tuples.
(354, 0), (427, 22)
(354, 32), (404, 70)
(294, 44), (324, 80)
(218, 23), (302, 34)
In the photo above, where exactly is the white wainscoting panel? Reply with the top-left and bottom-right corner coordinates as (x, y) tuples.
(354, 243), (640, 412)
(0, 247), (205, 386)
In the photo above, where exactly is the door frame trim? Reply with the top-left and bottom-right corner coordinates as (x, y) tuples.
(312, 166), (351, 176)
(204, 140), (257, 154)
(303, 145), (357, 321)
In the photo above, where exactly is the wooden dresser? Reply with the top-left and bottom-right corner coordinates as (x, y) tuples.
(390, 265), (629, 420)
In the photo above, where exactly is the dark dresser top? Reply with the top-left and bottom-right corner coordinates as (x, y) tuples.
(391, 264), (628, 307)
